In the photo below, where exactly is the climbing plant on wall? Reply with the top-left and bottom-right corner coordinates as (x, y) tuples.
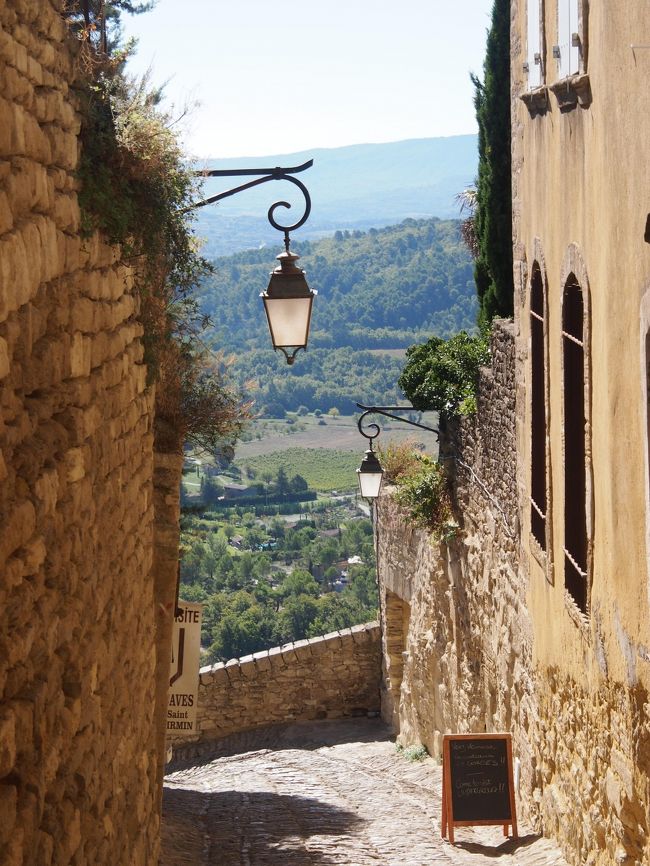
(65, 1), (250, 454)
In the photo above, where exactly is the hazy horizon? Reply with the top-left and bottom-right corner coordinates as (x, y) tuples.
(122, 0), (494, 159)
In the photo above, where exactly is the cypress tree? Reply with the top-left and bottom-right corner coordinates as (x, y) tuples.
(472, 0), (513, 324)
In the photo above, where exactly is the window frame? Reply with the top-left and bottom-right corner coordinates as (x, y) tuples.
(555, 0), (581, 78)
(559, 244), (593, 623)
(529, 253), (553, 581)
(525, 0), (544, 89)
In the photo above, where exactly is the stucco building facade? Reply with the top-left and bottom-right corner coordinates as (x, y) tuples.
(513, 1), (650, 860)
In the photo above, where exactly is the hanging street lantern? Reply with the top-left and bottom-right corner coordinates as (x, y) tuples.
(355, 403), (440, 499)
(187, 160), (316, 364)
(356, 445), (385, 499)
(261, 248), (317, 365)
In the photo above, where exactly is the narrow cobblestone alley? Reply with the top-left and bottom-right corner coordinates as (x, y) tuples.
(161, 720), (569, 866)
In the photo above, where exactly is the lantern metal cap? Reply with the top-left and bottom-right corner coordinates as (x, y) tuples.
(263, 250), (317, 299)
(272, 249), (304, 275)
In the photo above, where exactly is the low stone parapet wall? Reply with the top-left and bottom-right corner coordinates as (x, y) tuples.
(172, 623), (381, 754)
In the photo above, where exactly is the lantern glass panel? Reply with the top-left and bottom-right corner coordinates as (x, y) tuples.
(357, 468), (383, 499)
(263, 296), (313, 348)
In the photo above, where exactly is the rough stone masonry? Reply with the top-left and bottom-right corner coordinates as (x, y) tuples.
(170, 623), (382, 760)
(377, 321), (650, 866)
(0, 3), (172, 864)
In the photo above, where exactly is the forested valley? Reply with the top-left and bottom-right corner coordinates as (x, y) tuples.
(197, 217), (477, 415)
(182, 216), (476, 662)
(180, 478), (377, 664)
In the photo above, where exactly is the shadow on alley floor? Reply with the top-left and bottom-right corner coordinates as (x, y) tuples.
(161, 718), (569, 866)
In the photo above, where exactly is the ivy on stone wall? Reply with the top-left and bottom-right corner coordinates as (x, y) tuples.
(66, 3), (250, 454)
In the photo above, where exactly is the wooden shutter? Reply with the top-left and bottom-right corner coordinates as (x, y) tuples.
(527, 0), (542, 87)
(557, 0), (579, 77)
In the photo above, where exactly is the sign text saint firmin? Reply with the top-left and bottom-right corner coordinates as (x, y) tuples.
(167, 601), (202, 734)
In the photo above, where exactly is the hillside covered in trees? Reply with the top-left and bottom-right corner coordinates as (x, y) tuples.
(195, 136), (477, 256)
(198, 217), (477, 415)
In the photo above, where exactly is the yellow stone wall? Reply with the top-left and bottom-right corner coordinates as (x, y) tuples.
(378, 299), (650, 863)
(377, 324), (531, 773)
(0, 2), (172, 863)
(512, 0), (650, 863)
(375, 6), (650, 862)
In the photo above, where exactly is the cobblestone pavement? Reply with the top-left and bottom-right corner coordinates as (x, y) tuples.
(161, 719), (569, 866)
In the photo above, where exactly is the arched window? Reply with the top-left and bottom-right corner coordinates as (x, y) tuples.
(562, 277), (588, 612)
(530, 264), (547, 551)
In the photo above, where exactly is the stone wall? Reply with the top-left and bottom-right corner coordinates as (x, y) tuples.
(376, 320), (537, 803)
(377, 318), (650, 864)
(171, 624), (382, 755)
(0, 3), (171, 864)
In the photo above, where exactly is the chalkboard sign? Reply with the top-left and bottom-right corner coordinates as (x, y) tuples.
(441, 733), (517, 844)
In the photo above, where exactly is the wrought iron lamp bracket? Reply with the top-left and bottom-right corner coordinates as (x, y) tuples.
(186, 160), (313, 249)
(356, 403), (440, 448)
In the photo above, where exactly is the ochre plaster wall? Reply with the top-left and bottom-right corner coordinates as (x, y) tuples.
(0, 3), (175, 863)
(170, 624), (382, 753)
(512, 1), (650, 863)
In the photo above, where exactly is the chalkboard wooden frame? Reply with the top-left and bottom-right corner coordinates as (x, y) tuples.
(441, 733), (518, 844)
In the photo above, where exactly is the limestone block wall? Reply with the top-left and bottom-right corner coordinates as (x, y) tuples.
(380, 591), (410, 732)
(171, 624), (381, 752)
(377, 320), (537, 801)
(0, 3), (168, 864)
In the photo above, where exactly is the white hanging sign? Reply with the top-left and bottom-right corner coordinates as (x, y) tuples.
(167, 601), (202, 734)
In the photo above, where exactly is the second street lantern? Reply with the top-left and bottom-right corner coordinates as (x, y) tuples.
(356, 446), (385, 499)
(261, 247), (317, 365)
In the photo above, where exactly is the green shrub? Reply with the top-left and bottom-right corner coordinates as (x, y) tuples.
(396, 742), (429, 762)
(391, 453), (457, 541)
(398, 330), (490, 416)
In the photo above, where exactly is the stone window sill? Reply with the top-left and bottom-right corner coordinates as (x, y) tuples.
(529, 533), (553, 585)
(520, 86), (549, 116)
(564, 589), (591, 639)
(550, 73), (592, 111)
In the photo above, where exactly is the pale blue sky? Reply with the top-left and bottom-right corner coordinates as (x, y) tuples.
(123, 0), (494, 159)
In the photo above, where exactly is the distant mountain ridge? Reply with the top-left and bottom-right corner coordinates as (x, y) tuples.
(193, 136), (477, 257)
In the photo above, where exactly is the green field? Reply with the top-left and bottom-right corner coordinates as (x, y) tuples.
(235, 413), (439, 459)
(235, 447), (362, 493)
(230, 413), (439, 493)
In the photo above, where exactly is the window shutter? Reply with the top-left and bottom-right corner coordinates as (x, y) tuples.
(527, 0), (542, 87)
(557, 0), (579, 77)
(557, 0), (571, 78)
(569, 0), (580, 74)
